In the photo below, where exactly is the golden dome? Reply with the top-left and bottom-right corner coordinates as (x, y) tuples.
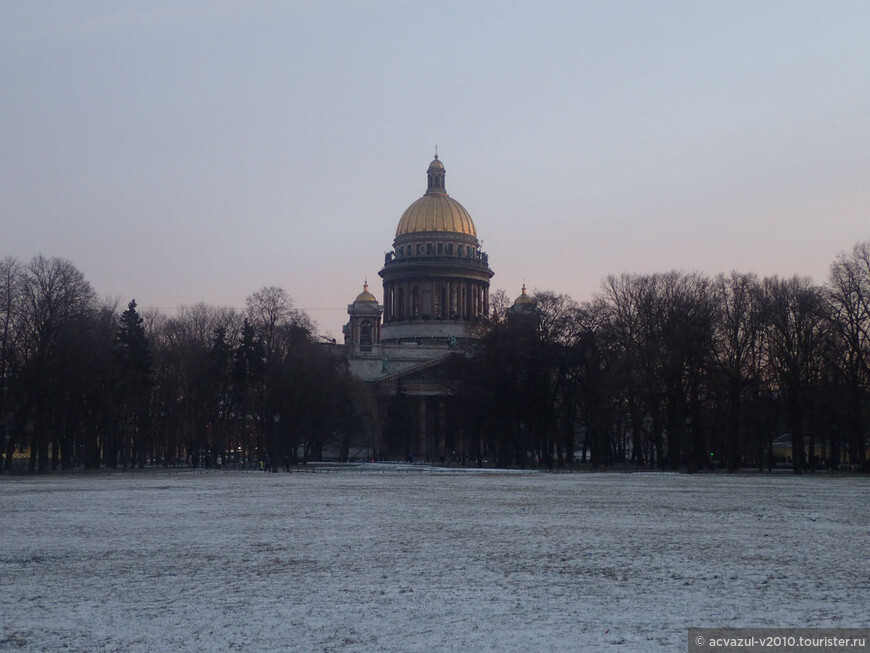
(513, 284), (533, 305)
(395, 154), (477, 237)
(396, 194), (477, 236)
(354, 281), (377, 303)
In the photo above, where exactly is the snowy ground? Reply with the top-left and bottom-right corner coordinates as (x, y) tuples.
(1, 468), (868, 652)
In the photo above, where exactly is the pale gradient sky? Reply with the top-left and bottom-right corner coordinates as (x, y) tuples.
(2, 1), (869, 338)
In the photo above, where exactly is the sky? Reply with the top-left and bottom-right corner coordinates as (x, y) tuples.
(2, 1), (869, 339)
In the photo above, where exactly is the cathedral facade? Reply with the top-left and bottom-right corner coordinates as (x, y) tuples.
(342, 155), (494, 460)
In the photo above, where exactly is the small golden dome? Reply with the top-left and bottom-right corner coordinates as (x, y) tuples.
(513, 284), (533, 305)
(354, 281), (377, 303)
(395, 155), (477, 237)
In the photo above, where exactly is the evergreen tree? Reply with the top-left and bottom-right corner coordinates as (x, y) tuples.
(117, 300), (151, 378)
(207, 326), (234, 461)
(232, 319), (264, 463)
(115, 299), (152, 468)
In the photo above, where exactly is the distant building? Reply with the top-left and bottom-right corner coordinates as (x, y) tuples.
(340, 155), (494, 460)
(506, 283), (539, 327)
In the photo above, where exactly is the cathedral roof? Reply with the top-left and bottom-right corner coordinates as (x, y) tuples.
(395, 155), (477, 237)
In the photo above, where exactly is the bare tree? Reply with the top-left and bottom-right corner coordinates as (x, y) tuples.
(246, 286), (314, 357)
(825, 242), (870, 467)
(711, 272), (765, 471)
(596, 274), (662, 466)
(763, 275), (828, 473)
(17, 256), (96, 471)
(149, 304), (243, 467)
(0, 258), (23, 471)
(488, 288), (511, 326)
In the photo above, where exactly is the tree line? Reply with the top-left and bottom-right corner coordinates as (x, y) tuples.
(447, 242), (870, 473)
(4, 243), (870, 474)
(0, 256), (372, 472)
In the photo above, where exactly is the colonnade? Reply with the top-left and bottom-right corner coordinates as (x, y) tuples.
(382, 279), (489, 322)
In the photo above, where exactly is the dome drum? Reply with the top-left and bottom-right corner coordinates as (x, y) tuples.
(393, 229), (479, 249)
(380, 275), (490, 327)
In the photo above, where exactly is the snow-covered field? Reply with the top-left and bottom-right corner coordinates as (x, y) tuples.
(1, 468), (868, 652)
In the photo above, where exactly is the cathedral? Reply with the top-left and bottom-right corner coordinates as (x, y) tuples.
(341, 154), (495, 460)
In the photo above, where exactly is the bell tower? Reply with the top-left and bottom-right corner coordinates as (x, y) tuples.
(343, 281), (382, 353)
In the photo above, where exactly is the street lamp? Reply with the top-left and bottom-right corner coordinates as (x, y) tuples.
(270, 413), (280, 472)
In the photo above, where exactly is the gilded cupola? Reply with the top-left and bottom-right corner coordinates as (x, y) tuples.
(394, 154), (477, 237)
(513, 284), (533, 306)
(354, 281), (378, 304)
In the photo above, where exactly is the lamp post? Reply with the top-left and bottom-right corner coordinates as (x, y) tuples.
(271, 413), (280, 473)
